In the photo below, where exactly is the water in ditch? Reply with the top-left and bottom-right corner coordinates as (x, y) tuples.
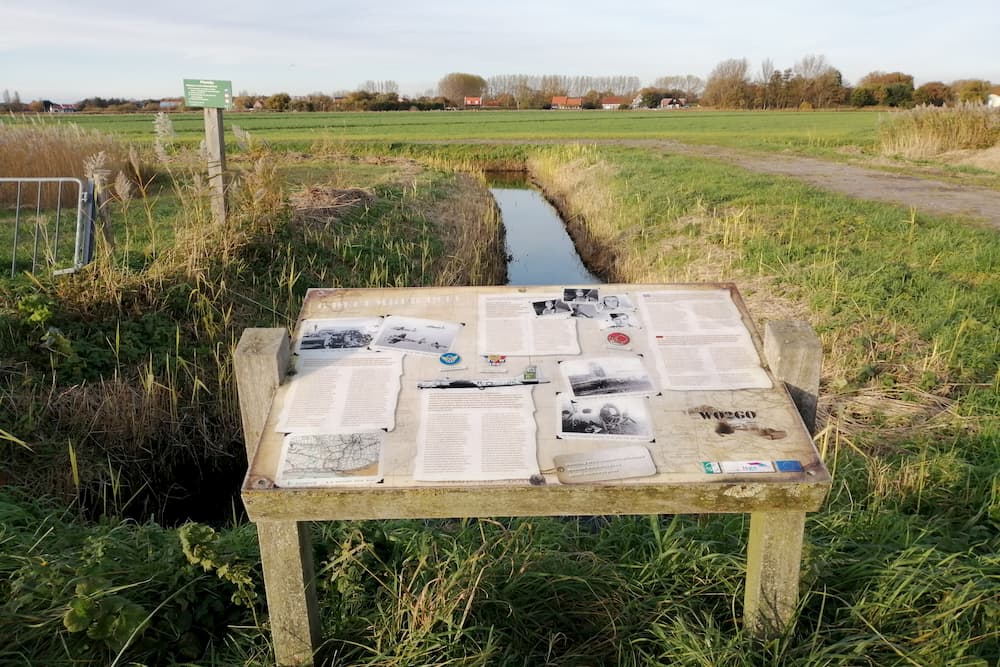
(487, 172), (602, 286)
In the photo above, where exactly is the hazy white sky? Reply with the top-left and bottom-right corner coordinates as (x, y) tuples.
(2, 0), (997, 101)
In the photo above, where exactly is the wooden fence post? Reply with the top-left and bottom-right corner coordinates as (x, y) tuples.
(235, 328), (321, 666)
(204, 107), (227, 226)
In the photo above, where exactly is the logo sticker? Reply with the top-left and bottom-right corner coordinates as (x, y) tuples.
(607, 332), (631, 347)
(439, 352), (462, 366)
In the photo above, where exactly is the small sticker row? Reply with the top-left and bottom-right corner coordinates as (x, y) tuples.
(702, 460), (803, 474)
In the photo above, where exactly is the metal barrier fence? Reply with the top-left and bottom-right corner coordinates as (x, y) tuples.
(0, 177), (96, 278)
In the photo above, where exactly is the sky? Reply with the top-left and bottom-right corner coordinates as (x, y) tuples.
(1, 0), (997, 102)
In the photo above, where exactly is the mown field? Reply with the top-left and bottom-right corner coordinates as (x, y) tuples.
(1, 111), (997, 666)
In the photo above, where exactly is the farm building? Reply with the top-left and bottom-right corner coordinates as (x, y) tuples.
(660, 97), (688, 109)
(464, 96), (482, 108)
(600, 96), (628, 109)
(551, 96), (583, 109)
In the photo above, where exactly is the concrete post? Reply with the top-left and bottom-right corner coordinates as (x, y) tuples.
(743, 319), (822, 636)
(234, 328), (290, 461)
(235, 328), (320, 666)
(744, 511), (807, 637)
(764, 320), (822, 434)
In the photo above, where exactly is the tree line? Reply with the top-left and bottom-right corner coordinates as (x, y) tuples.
(4, 58), (996, 114)
(699, 56), (997, 110)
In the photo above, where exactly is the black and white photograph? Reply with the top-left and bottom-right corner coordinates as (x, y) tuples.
(563, 287), (599, 303)
(560, 356), (656, 397)
(596, 294), (635, 312)
(531, 298), (571, 317)
(371, 315), (462, 355)
(599, 311), (640, 330)
(570, 302), (600, 319)
(558, 395), (653, 439)
(296, 317), (382, 353)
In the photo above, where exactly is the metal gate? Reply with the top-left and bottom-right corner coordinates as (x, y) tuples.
(0, 177), (96, 278)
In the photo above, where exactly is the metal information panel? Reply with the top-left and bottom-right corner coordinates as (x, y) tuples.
(183, 79), (233, 109)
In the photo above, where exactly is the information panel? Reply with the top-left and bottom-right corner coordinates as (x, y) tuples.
(183, 79), (233, 109)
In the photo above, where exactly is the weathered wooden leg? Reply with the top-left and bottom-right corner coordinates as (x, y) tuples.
(258, 520), (322, 666)
(744, 511), (806, 637)
(235, 328), (321, 665)
(764, 320), (822, 434)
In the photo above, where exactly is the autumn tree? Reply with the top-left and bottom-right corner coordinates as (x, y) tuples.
(702, 58), (750, 108)
(793, 55), (845, 107)
(636, 87), (666, 108)
(952, 79), (992, 103)
(913, 82), (954, 106)
(855, 71), (914, 107)
(437, 72), (487, 105)
(263, 93), (291, 111)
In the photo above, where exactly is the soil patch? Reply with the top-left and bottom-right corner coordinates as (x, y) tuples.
(290, 186), (374, 225)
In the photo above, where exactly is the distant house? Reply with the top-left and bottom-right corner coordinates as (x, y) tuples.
(159, 99), (182, 110)
(660, 97), (688, 109)
(988, 93), (1000, 108)
(464, 96), (482, 108)
(630, 94), (645, 109)
(600, 96), (627, 110)
(550, 96), (583, 109)
(44, 101), (77, 113)
(483, 99), (502, 108)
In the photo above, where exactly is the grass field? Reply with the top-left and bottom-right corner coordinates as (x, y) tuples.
(26, 109), (881, 152)
(1, 114), (998, 665)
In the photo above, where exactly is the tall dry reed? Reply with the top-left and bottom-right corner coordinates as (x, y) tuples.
(0, 118), (130, 205)
(878, 103), (1000, 158)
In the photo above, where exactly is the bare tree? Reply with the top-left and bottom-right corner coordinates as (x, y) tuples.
(794, 54), (830, 80)
(702, 58), (750, 108)
(359, 80), (399, 94)
(437, 72), (487, 105)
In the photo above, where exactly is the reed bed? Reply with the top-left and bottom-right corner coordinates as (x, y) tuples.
(0, 118), (132, 207)
(878, 103), (1000, 158)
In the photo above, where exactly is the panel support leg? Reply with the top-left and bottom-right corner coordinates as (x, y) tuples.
(744, 511), (806, 637)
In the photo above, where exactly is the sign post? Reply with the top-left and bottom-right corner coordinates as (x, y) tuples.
(183, 79), (233, 226)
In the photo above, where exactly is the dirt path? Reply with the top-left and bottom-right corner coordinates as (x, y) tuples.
(432, 138), (1000, 229)
(622, 139), (1000, 229)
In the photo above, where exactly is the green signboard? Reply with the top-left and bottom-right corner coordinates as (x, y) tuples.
(183, 79), (233, 109)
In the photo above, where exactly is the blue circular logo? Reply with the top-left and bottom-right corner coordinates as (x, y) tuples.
(439, 352), (462, 366)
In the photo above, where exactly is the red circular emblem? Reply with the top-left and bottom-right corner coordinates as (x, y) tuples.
(607, 332), (631, 346)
